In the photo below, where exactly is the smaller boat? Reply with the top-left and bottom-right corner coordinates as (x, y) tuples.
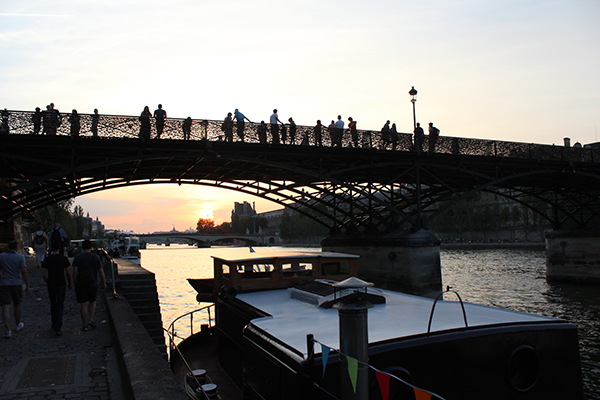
(172, 251), (583, 400)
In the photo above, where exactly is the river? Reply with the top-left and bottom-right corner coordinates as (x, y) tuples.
(140, 244), (600, 397)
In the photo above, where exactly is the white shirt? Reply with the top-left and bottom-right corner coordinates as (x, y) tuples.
(335, 119), (344, 129)
(270, 113), (278, 125)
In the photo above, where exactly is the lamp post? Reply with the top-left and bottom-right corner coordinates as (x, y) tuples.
(409, 86), (418, 131)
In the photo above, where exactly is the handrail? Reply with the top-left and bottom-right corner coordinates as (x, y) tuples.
(426, 288), (469, 335)
(167, 304), (215, 356)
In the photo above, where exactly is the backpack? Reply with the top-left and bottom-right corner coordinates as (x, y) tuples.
(51, 228), (63, 246)
(34, 232), (45, 245)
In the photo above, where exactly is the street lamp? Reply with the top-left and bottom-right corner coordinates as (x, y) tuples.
(409, 86), (418, 130)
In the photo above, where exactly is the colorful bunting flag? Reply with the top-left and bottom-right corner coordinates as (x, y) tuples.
(321, 344), (330, 377)
(375, 370), (391, 400)
(414, 388), (432, 400)
(347, 356), (358, 393)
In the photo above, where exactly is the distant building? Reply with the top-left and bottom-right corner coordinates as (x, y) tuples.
(232, 201), (257, 218)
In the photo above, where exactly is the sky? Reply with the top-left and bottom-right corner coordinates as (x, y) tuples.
(1, 0), (599, 233)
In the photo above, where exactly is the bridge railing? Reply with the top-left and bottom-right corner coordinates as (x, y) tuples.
(1, 109), (598, 163)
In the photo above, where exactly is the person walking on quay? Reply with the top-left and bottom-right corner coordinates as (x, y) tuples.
(91, 108), (99, 137)
(334, 115), (344, 147)
(0, 240), (29, 339)
(32, 107), (42, 135)
(288, 117), (297, 144)
(139, 106), (152, 140)
(182, 117), (192, 140)
(50, 222), (68, 256)
(348, 117), (358, 148)
(42, 241), (72, 336)
(234, 109), (251, 142)
(221, 112), (234, 142)
(73, 240), (106, 331)
(154, 104), (167, 139)
(270, 109), (283, 145)
(69, 109), (81, 138)
(428, 122), (440, 154)
(32, 225), (47, 268)
(314, 120), (324, 146)
(413, 122), (424, 153)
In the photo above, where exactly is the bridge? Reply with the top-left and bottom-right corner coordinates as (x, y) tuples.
(139, 232), (278, 247)
(2, 109), (599, 294)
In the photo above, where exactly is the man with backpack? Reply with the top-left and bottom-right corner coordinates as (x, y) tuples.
(32, 225), (47, 268)
(49, 223), (68, 256)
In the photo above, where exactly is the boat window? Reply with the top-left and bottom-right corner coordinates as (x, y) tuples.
(282, 262), (313, 277)
(238, 263), (274, 279)
(222, 264), (231, 276)
(321, 261), (348, 276)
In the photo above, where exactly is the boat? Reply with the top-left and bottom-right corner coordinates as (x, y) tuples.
(170, 251), (583, 400)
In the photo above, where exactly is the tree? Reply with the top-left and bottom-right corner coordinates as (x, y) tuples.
(197, 218), (215, 233)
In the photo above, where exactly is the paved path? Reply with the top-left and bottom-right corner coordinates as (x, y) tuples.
(0, 256), (124, 399)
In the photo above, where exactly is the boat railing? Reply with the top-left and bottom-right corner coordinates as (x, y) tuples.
(427, 287), (469, 334)
(167, 304), (215, 356)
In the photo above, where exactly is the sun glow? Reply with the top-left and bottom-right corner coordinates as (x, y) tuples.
(199, 209), (214, 220)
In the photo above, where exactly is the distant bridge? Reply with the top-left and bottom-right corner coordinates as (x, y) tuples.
(1, 109), (599, 234)
(139, 232), (279, 246)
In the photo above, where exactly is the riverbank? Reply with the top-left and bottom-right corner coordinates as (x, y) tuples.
(440, 241), (545, 250)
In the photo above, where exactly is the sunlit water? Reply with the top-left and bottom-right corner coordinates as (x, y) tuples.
(141, 244), (600, 396)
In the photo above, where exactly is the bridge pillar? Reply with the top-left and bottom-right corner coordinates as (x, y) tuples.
(546, 229), (600, 283)
(322, 229), (442, 297)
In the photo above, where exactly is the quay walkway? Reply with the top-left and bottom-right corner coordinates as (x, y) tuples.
(0, 256), (186, 400)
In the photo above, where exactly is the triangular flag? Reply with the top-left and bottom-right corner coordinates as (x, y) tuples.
(414, 387), (432, 400)
(321, 344), (330, 377)
(375, 370), (391, 400)
(347, 356), (358, 393)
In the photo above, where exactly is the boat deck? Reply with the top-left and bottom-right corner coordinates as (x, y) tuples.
(239, 287), (560, 356)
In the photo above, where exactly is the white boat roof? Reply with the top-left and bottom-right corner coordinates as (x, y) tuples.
(211, 251), (360, 264)
(238, 287), (560, 357)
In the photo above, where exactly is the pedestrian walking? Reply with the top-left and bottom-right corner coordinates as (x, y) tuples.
(0, 240), (29, 339)
(73, 240), (106, 331)
(32, 225), (47, 268)
(42, 241), (72, 336)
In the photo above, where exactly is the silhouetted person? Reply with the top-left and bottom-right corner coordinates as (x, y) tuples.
(48, 103), (61, 135)
(0, 109), (8, 135)
(139, 106), (152, 140)
(334, 115), (344, 147)
(0, 240), (29, 338)
(381, 120), (391, 149)
(288, 117), (297, 144)
(390, 123), (398, 150)
(91, 109), (99, 136)
(280, 122), (288, 144)
(69, 109), (80, 138)
(413, 122), (424, 153)
(428, 122), (439, 154)
(42, 105), (51, 135)
(73, 239), (106, 331)
(32, 107), (42, 135)
(42, 241), (72, 336)
(315, 120), (324, 146)
(221, 112), (234, 142)
(234, 109), (251, 142)
(328, 120), (335, 145)
(348, 117), (358, 148)
(154, 104), (166, 139)
(257, 121), (267, 144)
(182, 117), (192, 140)
(270, 109), (283, 145)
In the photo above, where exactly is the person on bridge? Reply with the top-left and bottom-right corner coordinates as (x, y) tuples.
(288, 117), (297, 144)
(32, 107), (42, 135)
(413, 122), (425, 153)
(234, 109), (251, 142)
(334, 115), (344, 147)
(348, 117), (358, 148)
(139, 106), (152, 140)
(257, 120), (267, 144)
(270, 109), (283, 145)
(48, 103), (62, 135)
(182, 117), (192, 140)
(314, 120), (324, 146)
(390, 123), (399, 150)
(221, 112), (234, 142)
(428, 122), (439, 154)
(327, 120), (335, 145)
(91, 109), (99, 137)
(381, 120), (391, 149)
(280, 121), (288, 144)
(154, 104), (167, 139)
(0, 109), (9, 135)
(69, 109), (81, 138)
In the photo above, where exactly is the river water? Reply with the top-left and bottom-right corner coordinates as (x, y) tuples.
(140, 244), (600, 397)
